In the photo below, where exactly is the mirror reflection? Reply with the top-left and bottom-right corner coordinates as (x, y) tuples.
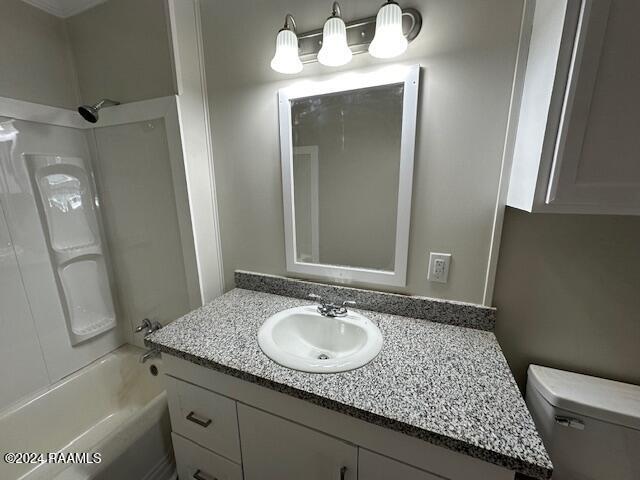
(291, 84), (404, 271)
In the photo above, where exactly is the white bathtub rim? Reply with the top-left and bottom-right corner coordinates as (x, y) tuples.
(0, 343), (136, 421)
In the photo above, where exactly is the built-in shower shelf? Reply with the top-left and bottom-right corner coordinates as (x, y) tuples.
(26, 154), (116, 345)
(72, 317), (116, 337)
(52, 245), (103, 265)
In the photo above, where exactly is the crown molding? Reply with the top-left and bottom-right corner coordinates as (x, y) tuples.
(21, 0), (107, 18)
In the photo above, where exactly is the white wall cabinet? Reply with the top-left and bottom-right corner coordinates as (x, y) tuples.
(507, 0), (640, 215)
(163, 354), (514, 480)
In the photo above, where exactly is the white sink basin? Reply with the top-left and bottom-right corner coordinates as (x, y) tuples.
(258, 306), (383, 373)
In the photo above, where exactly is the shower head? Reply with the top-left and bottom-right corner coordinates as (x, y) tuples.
(78, 99), (120, 123)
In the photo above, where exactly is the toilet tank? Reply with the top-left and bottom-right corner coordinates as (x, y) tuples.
(526, 365), (640, 480)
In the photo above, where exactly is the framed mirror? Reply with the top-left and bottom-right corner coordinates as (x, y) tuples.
(278, 65), (420, 287)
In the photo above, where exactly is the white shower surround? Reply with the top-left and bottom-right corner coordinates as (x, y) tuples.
(0, 91), (223, 412)
(0, 93), (223, 316)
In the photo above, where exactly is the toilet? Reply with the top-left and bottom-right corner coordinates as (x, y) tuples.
(526, 365), (640, 480)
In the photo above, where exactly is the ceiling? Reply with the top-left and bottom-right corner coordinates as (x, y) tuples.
(21, 0), (107, 18)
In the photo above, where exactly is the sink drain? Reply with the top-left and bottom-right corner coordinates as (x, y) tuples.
(317, 353), (330, 360)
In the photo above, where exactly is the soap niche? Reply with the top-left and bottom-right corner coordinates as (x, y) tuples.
(26, 154), (116, 345)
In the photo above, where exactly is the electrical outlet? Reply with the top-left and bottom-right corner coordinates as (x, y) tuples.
(428, 252), (451, 283)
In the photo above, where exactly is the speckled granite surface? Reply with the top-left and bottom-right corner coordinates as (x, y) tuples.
(235, 270), (497, 331)
(147, 288), (552, 479)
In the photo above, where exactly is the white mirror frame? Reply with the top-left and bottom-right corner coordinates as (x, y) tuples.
(278, 64), (420, 287)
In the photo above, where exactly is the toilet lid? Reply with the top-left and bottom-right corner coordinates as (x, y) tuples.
(528, 365), (640, 430)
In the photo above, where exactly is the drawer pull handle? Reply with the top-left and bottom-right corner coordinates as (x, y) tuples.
(554, 415), (585, 430)
(193, 469), (217, 480)
(186, 411), (212, 428)
(340, 466), (347, 480)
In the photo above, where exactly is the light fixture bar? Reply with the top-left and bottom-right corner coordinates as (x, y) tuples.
(297, 8), (422, 64)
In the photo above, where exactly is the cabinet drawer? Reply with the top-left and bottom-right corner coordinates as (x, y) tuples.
(173, 433), (243, 480)
(359, 448), (448, 480)
(166, 376), (241, 462)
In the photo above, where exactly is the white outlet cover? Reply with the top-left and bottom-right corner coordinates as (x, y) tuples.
(428, 252), (451, 283)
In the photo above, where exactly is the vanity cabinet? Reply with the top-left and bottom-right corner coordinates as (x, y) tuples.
(507, 0), (640, 215)
(162, 354), (515, 480)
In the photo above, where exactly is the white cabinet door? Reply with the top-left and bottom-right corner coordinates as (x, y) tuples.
(358, 449), (447, 480)
(237, 403), (357, 480)
(546, 0), (640, 213)
(508, 0), (640, 215)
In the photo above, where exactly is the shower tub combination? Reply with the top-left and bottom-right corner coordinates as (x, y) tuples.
(0, 345), (174, 480)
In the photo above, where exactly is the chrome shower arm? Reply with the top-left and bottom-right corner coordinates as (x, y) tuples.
(94, 99), (120, 109)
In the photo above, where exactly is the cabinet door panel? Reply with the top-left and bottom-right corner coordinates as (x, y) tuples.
(545, 0), (640, 212)
(238, 403), (357, 480)
(359, 448), (448, 480)
(546, 0), (640, 211)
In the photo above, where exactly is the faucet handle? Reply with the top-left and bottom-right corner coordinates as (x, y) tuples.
(341, 300), (356, 308)
(135, 318), (152, 333)
(135, 318), (162, 336)
(308, 293), (323, 303)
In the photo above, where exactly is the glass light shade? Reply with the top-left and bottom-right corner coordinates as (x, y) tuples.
(369, 2), (408, 59)
(271, 29), (303, 74)
(317, 17), (352, 67)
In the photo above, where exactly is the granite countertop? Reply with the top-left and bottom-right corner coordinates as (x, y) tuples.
(146, 287), (552, 479)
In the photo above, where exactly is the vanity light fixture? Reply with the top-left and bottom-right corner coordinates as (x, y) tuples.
(269, 2), (422, 74)
(317, 2), (353, 67)
(369, 1), (408, 59)
(270, 14), (303, 74)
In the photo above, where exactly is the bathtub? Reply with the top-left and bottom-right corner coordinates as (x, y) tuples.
(0, 345), (175, 480)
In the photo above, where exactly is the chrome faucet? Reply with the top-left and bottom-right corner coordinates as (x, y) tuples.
(135, 319), (163, 363)
(308, 294), (356, 317)
(134, 318), (162, 337)
(140, 349), (160, 364)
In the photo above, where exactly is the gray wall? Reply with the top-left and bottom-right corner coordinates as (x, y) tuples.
(0, 0), (80, 108)
(1, 0), (174, 108)
(65, 0), (175, 105)
(494, 208), (640, 390)
(201, 0), (525, 304)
